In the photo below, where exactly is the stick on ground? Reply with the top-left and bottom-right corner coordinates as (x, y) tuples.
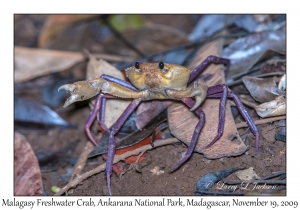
(55, 138), (179, 196)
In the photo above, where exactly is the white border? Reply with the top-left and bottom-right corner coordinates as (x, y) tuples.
(3, 1), (298, 209)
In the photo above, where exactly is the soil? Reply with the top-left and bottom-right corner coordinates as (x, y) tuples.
(24, 104), (286, 196)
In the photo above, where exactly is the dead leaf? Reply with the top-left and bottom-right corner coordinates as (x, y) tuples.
(101, 24), (189, 57)
(86, 58), (131, 128)
(223, 30), (286, 77)
(278, 74), (286, 91)
(242, 76), (283, 103)
(255, 95), (286, 118)
(189, 15), (229, 41)
(14, 96), (75, 130)
(141, 15), (197, 35)
(168, 38), (247, 159)
(89, 110), (167, 157)
(14, 15), (42, 47)
(260, 59), (286, 74)
(134, 101), (172, 129)
(189, 15), (259, 41)
(14, 46), (84, 83)
(235, 167), (260, 181)
(14, 132), (44, 195)
(39, 14), (100, 47)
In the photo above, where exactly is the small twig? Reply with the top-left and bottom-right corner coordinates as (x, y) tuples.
(69, 140), (95, 182)
(272, 170), (286, 174)
(91, 53), (135, 62)
(260, 171), (286, 180)
(102, 16), (145, 57)
(120, 150), (146, 179)
(135, 150), (146, 164)
(227, 72), (285, 87)
(83, 49), (135, 62)
(240, 98), (258, 109)
(55, 138), (179, 196)
(181, 164), (188, 173)
(66, 143), (93, 191)
(236, 116), (286, 129)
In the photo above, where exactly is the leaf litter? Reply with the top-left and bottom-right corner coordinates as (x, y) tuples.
(13, 14), (286, 196)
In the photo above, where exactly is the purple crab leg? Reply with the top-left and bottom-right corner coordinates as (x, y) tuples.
(206, 85), (260, 152)
(98, 94), (117, 133)
(99, 95), (107, 129)
(86, 96), (142, 195)
(85, 93), (104, 146)
(106, 98), (142, 195)
(85, 93), (114, 145)
(168, 56), (230, 171)
(85, 75), (139, 145)
(83, 74), (143, 195)
(101, 74), (139, 92)
(188, 55), (230, 84)
(170, 97), (205, 172)
(203, 84), (228, 149)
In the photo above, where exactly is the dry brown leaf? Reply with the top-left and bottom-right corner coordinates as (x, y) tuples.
(134, 100), (172, 130)
(39, 14), (100, 47)
(101, 24), (189, 57)
(255, 95), (286, 118)
(14, 132), (44, 195)
(235, 167), (260, 181)
(260, 59), (286, 74)
(242, 76), (283, 103)
(168, 38), (247, 159)
(86, 57), (131, 128)
(224, 30), (286, 77)
(278, 74), (286, 91)
(14, 46), (84, 83)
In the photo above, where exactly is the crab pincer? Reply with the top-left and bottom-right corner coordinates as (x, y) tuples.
(58, 79), (105, 107)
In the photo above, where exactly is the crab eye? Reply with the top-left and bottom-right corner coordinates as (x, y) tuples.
(159, 62), (168, 74)
(135, 62), (140, 69)
(159, 62), (164, 69)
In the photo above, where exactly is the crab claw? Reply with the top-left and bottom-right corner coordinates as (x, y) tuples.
(189, 80), (208, 111)
(58, 78), (105, 107)
(165, 79), (207, 112)
(190, 95), (205, 111)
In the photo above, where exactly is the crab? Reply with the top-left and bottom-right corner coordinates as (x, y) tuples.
(58, 55), (259, 195)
